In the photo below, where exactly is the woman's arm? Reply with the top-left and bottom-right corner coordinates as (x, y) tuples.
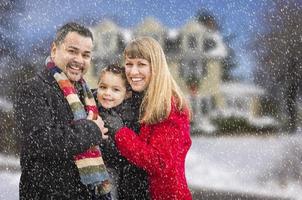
(114, 112), (191, 176)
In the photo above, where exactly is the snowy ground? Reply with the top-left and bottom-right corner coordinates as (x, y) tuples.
(1, 130), (302, 200)
(186, 133), (302, 199)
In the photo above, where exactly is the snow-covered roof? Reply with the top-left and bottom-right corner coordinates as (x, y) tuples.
(0, 97), (13, 112)
(220, 82), (265, 97)
(120, 28), (132, 43)
(204, 32), (228, 58)
(167, 28), (179, 39)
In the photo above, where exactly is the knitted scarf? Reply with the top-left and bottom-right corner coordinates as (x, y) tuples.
(46, 57), (111, 195)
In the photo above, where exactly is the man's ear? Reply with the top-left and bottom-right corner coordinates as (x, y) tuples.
(125, 91), (132, 99)
(50, 42), (57, 58)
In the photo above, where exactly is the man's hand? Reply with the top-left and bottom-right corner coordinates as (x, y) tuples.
(87, 111), (109, 139)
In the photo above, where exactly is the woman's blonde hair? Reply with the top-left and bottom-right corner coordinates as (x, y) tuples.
(124, 36), (190, 124)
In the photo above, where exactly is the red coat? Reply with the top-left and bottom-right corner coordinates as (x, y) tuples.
(115, 104), (192, 200)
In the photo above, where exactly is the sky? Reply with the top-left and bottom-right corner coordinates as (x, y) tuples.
(12, 0), (275, 80)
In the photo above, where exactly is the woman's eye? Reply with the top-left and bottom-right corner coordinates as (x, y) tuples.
(139, 62), (148, 66)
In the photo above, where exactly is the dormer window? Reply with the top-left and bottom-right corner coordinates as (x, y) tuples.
(150, 33), (159, 41)
(203, 38), (216, 52)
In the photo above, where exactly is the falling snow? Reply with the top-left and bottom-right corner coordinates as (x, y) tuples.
(1, 0), (301, 199)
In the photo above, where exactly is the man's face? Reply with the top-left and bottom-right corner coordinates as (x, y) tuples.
(51, 32), (93, 82)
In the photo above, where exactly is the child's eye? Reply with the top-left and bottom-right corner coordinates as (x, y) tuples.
(113, 88), (120, 92)
(99, 85), (106, 89)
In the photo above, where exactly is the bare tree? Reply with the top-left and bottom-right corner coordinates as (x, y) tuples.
(253, 1), (302, 132)
(0, 0), (25, 97)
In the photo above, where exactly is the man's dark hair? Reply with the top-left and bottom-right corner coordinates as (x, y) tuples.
(54, 22), (93, 45)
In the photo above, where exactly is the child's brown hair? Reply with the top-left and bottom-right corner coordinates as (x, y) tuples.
(98, 64), (131, 92)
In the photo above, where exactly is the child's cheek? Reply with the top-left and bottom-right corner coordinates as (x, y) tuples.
(97, 93), (102, 103)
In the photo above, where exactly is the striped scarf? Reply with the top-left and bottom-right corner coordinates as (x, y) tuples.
(46, 57), (111, 195)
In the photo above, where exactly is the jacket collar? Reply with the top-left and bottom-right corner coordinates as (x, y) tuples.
(38, 67), (57, 85)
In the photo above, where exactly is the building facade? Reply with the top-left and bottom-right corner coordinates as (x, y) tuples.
(87, 17), (272, 133)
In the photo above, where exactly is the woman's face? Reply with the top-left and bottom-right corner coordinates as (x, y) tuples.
(124, 56), (151, 92)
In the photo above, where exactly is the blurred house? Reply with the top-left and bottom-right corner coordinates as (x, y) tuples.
(87, 17), (274, 133)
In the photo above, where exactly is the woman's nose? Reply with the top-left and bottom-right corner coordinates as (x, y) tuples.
(129, 65), (139, 74)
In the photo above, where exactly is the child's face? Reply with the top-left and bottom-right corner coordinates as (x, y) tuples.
(97, 72), (128, 109)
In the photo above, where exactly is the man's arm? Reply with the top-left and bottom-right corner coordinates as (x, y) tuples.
(14, 81), (103, 160)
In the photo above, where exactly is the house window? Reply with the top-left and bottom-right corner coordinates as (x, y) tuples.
(235, 98), (249, 112)
(150, 34), (160, 41)
(190, 59), (202, 81)
(201, 98), (209, 114)
(203, 38), (216, 52)
(210, 96), (217, 110)
(102, 33), (113, 49)
(188, 35), (197, 49)
(117, 34), (125, 51)
(200, 96), (216, 115)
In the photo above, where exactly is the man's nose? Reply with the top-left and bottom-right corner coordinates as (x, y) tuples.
(73, 54), (84, 64)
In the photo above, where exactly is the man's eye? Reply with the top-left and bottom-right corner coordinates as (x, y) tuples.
(68, 49), (76, 54)
(83, 54), (91, 59)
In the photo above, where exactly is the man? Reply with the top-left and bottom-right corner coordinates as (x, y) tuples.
(14, 22), (110, 199)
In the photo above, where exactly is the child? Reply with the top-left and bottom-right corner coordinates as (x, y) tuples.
(97, 64), (151, 200)
(96, 64), (134, 133)
(96, 64), (132, 200)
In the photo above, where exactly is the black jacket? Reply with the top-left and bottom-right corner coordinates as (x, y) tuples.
(95, 91), (150, 200)
(14, 68), (103, 199)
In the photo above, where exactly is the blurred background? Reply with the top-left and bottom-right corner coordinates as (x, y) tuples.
(0, 0), (301, 199)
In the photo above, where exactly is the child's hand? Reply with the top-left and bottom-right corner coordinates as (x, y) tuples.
(102, 110), (124, 138)
(101, 133), (109, 140)
(87, 111), (109, 139)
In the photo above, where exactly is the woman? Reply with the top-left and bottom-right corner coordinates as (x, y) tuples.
(105, 37), (192, 200)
